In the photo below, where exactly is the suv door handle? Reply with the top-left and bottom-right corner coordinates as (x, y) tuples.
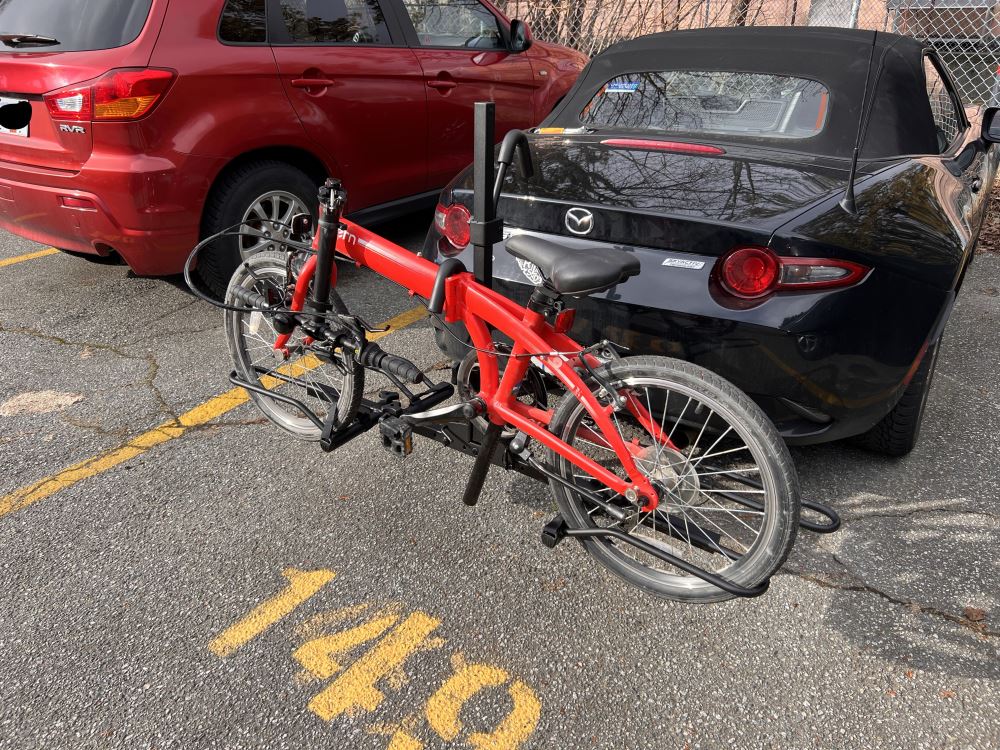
(292, 78), (334, 89)
(427, 80), (457, 91)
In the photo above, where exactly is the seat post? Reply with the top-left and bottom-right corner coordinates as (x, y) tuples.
(527, 284), (562, 317)
(470, 102), (503, 290)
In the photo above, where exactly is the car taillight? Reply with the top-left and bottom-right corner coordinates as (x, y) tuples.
(717, 246), (869, 299)
(778, 258), (869, 290)
(44, 68), (176, 123)
(435, 202), (471, 251)
(45, 89), (91, 121)
(719, 247), (780, 298)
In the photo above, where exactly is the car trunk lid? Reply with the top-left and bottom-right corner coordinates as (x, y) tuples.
(455, 135), (856, 258)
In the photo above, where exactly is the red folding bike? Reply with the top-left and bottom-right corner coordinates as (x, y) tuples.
(186, 113), (837, 602)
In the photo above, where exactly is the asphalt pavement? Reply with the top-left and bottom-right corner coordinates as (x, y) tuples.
(1, 220), (998, 749)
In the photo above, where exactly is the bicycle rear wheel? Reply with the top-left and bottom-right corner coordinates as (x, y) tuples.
(548, 355), (799, 602)
(224, 250), (364, 440)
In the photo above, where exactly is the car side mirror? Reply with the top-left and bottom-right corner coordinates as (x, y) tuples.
(981, 106), (1000, 143)
(509, 19), (532, 54)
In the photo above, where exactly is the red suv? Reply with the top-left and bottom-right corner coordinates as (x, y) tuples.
(0, 0), (586, 293)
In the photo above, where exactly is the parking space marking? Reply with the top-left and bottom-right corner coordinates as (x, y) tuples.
(0, 306), (428, 521)
(210, 568), (337, 658)
(425, 662), (540, 750)
(210, 568), (542, 749)
(0, 247), (59, 269)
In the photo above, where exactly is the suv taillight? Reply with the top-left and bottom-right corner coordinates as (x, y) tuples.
(44, 68), (176, 123)
(717, 246), (869, 300)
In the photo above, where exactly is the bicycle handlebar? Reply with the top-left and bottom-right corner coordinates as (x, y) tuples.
(493, 129), (535, 209)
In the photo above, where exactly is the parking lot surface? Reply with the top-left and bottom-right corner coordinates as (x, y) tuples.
(1, 222), (998, 749)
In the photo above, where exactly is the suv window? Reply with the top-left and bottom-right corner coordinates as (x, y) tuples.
(0, 0), (153, 52)
(276, 0), (390, 44)
(581, 71), (830, 141)
(402, 0), (504, 49)
(220, 0), (267, 43)
(924, 56), (963, 152)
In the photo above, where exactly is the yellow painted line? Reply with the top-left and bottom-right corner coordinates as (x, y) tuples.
(0, 305), (428, 520)
(308, 610), (441, 721)
(209, 568), (336, 658)
(0, 246), (59, 269)
(426, 660), (541, 749)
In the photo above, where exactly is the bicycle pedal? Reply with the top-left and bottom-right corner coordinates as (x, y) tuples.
(379, 416), (413, 458)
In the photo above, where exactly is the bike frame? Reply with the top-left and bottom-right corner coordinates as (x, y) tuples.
(277, 217), (671, 510)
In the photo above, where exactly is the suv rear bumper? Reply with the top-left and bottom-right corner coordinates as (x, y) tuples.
(0, 152), (223, 275)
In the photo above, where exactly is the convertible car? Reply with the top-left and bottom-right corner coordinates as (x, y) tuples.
(422, 26), (998, 456)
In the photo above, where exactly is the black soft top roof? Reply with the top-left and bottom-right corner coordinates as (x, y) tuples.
(547, 26), (942, 159)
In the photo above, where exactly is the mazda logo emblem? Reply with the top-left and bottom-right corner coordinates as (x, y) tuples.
(565, 207), (594, 236)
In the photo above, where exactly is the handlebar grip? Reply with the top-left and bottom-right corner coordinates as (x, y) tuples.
(229, 286), (269, 309)
(359, 343), (425, 385)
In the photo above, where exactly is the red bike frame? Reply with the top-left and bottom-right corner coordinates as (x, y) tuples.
(276, 219), (671, 510)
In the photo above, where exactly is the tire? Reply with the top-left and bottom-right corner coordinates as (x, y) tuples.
(199, 161), (319, 298)
(225, 250), (364, 440)
(852, 341), (940, 457)
(548, 355), (800, 603)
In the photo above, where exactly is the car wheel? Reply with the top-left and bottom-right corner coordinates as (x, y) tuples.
(853, 340), (940, 457)
(198, 160), (318, 298)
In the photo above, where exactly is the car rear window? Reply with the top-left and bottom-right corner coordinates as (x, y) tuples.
(580, 71), (830, 141)
(0, 0), (154, 52)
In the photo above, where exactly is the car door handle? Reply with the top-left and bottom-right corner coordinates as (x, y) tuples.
(292, 78), (334, 89)
(427, 80), (457, 91)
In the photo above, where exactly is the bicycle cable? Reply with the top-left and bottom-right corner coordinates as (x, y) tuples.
(183, 221), (601, 362)
(182, 221), (326, 315)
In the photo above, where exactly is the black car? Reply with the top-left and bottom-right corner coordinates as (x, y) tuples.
(422, 26), (998, 456)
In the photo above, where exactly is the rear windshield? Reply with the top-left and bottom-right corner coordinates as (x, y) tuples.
(0, 0), (154, 52)
(581, 71), (830, 141)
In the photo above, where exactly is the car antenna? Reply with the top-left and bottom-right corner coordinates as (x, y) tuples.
(840, 33), (880, 215)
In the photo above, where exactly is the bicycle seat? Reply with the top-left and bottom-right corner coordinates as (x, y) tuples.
(505, 235), (640, 295)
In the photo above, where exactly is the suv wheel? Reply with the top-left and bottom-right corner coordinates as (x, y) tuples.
(198, 160), (318, 297)
(852, 340), (940, 457)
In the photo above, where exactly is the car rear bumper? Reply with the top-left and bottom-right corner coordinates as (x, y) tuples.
(0, 152), (222, 276)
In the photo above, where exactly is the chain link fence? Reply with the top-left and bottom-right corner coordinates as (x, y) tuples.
(497, 0), (1000, 105)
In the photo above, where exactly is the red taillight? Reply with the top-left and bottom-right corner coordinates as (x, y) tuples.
(717, 246), (870, 299)
(434, 202), (471, 251)
(601, 138), (725, 156)
(720, 247), (779, 298)
(44, 68), (175, 123)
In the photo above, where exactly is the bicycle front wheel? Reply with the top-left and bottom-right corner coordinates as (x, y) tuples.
(224, 250), (364, 440)
(548, 355), (799, 602)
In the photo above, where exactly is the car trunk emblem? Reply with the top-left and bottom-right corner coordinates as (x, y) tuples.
(661, 257), (706, 270)
(565, 207), (594, 236)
